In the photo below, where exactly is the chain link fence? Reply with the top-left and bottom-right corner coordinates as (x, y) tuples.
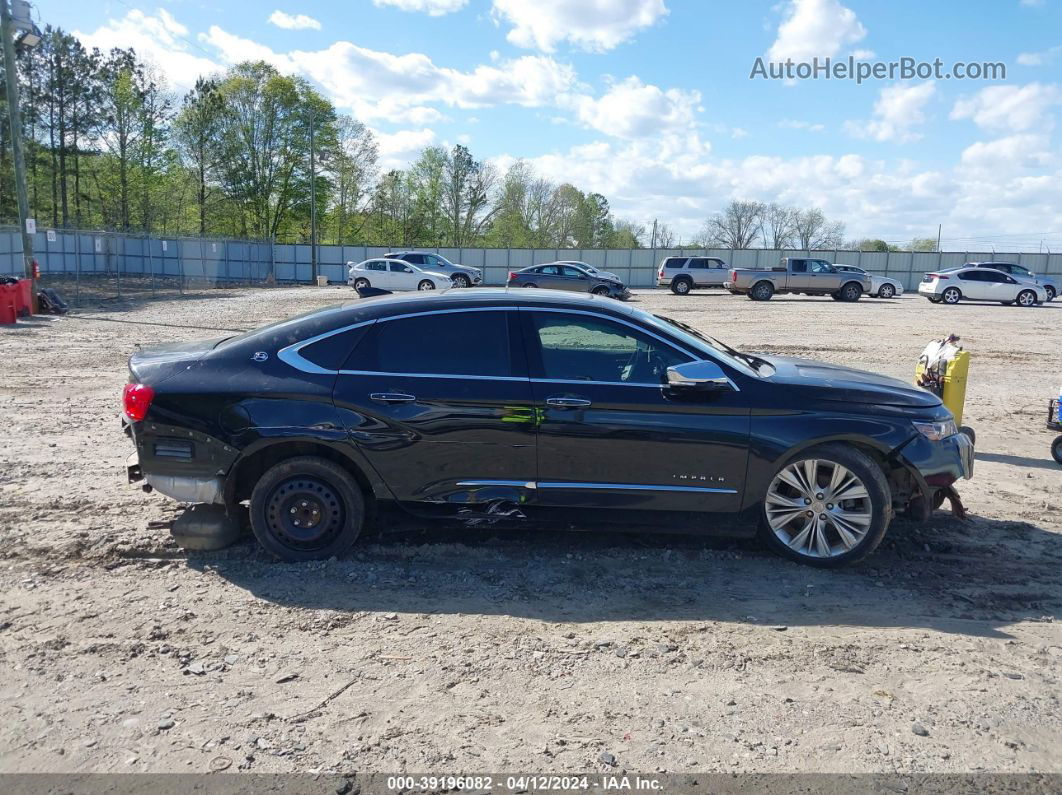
(2, 226), (1060, 303)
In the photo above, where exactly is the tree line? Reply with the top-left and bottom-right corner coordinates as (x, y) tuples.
(0, 26), (928, 251)
(0, 28), (648, 248)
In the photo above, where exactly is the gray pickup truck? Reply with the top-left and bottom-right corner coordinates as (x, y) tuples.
(724, 257), (872, 301)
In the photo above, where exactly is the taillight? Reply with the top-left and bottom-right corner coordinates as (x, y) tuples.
(927, 273), (948, 280)
(123, 383), (155, 422)
(729, 269), (737, 281)
(658, 267), (664, 278)
(507, 271), (516, 282)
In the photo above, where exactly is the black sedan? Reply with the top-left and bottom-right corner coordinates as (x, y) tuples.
(123, 289), (972, 568)
(507, 262), (630, 299)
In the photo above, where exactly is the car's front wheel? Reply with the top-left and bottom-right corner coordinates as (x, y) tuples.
(1016, 289), (1037, 307)
(249, 457), (365, 561)
(591, 285), (610, 296)
(878, 283), (895, 299)
(759, 444), (890, 568)
(353, 277), (370, 290)
(418, 280), (436, 291)
(1044, 285), (1056, 302)
(452, 274), (471, 288)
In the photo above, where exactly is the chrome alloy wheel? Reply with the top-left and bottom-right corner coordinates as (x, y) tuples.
(765, 458), (874, 558)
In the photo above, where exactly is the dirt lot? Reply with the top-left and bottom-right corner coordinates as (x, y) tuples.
(1, 286), (1060, 776)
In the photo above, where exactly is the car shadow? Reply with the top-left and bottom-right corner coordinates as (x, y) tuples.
(976, 450), (1060, 471)
(188, 510), (1062, 641)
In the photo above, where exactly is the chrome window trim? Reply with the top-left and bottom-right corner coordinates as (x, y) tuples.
(277, 304), (714, 382)
(457, 479), (537, 489)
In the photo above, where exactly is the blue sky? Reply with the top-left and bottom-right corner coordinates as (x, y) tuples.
(37, 0), (1062, 249)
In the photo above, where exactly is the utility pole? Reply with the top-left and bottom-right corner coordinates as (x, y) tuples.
(936, 224), (941, 252)
(1, 0), (37, 289)
(308, 108), (317, 284)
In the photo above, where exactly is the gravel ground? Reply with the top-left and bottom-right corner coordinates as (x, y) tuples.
(0, 285), (1060, 776)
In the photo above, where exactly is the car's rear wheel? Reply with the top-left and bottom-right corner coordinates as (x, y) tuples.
(839, 282), (862, 302)
(671, 278), (692, 295)
(353, 277), (370, 290)
(1016, 289), (1037, 307)
(1045, 285), (1056, 302)
(941, 286), (962, 304)
(522, 282), (538, 288)
(1052, 435), (1062, 465)
(452, 274), (471, 288)
(759, 444), (890, 568)
(878, 283), (895, 299)
(750, 281), (774, 301)
(249, 457), (365, 561)
(418, 280), (436, 291)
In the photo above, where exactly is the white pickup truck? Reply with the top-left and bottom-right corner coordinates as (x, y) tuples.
(724, 257), (872, 301)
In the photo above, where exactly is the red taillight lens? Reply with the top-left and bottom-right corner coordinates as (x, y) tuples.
(729, 269), (737, 281)
(927, 273), (948, 279)
(507, 271), (516, 282)
(123, 383), (155, 422)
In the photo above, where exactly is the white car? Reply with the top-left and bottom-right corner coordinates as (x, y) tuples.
(347, 258), (451, 292)
(833, 264), (904, 299)
(918, 267), (1047, 307)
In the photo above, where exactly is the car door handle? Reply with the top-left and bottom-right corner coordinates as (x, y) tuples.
(370, 392), (416, 404)
(546, 396), (592, 408)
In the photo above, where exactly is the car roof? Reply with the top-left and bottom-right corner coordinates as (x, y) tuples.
(347, 287), (635, 321)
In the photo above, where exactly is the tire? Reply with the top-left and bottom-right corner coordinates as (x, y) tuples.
(1045, 285), (1056, 302)
(960, 426), (976, 446)
(758, 443), (891, 568)
(522, 282), (538, 288)
(353, 277), (370, 290)
(671, 278), (692, 295)
(878, 283), (895, 299)
(591, 285), (610, 296)
(1052, 435), (1062, 465)
(830, 292), (842, 301)
(418, 280), (436, 291)
(839, 282), (862, 302)
(452, 274), (471, 288)
(750, 281), (774, 301)
(941, 286), (962, 304)
(1016, 289), (1037, 307)
(928, 296), (942, 303)
(249, 456), (365, 562)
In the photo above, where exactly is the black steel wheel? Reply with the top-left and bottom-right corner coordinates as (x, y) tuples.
(249, 457), (365, 561)
(750, 281), (774, 301)
(839, 282), (862, 302)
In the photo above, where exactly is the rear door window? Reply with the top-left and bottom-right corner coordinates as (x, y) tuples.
(344, 311), (514, 377)
(790, 259), (808, 272)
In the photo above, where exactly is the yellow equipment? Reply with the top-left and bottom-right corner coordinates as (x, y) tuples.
(915, 348), (969, 427)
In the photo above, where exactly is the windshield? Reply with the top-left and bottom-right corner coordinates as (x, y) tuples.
(630, 307), (773, 377)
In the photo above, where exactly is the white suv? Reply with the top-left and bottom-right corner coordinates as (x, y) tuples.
(657, 256), (728, 295)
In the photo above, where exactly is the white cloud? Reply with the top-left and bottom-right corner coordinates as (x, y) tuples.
(779, 119), (826, 132)
(373, 0), (468, 15)
(373, 128), (437, 170)
(850, 49), (875, 59)
(74, 9), (221, 92)
(268, 10), (321, 30)
(510, 128), (1062, 246)
(844, 81), (936, 143)
(491, 0), (668, 53)
(1016, 46), (1062, 66)
(197, 28), (579, 121)
(571, 77), (699, 138)
(768, 0), (867, 62)
(950, 82), (1062, 132)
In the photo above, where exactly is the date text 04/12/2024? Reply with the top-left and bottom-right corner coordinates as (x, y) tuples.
(385, 775), (664, 791)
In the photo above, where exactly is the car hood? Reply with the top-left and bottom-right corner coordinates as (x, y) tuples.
(759, 355), (940, 408)
(422, 270), (450, 280)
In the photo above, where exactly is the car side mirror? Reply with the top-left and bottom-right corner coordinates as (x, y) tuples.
(665, 361), (735, 392)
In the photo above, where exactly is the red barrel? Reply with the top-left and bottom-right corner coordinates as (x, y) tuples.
(15, 278), (32, 316)
(0, 288), (17, 325)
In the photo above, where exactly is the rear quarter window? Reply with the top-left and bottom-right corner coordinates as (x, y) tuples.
(663, 258), (687, 269)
